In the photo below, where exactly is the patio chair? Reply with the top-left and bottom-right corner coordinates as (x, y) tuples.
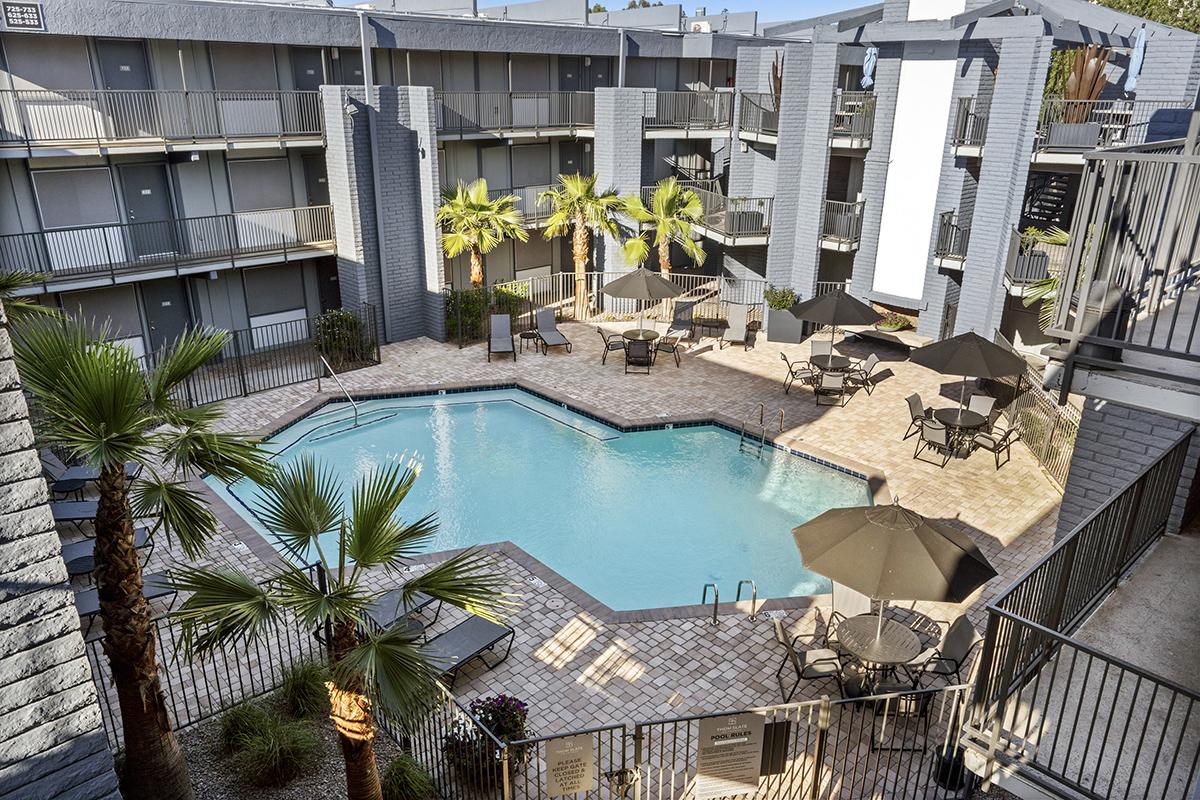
(814, 371), (847, 407)
(720, 304), (751, 350)
(972, 426), (1021, 470)
(781, 353), (815, 394)
(598, 330), (625, 364)
(904, 615), (982, 687)
(810, 339), (833, 360)
(847, 353), (881, 395)
(534, 309), (572, 355)
(624, 339), (653, 374)
(913, 419), (952, 468)
(776, 630), (846, 702)
(903, 394), (934, 440)
(668, 300), (696, 340)
(424, 614), (515, 689)
(655, 329), (687, 367)
(827, 582), (873, 652)
(967, 394), (996, 421)
(487, 314), (516, 362)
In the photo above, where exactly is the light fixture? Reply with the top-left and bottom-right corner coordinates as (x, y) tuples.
(344, 101), (359, 116)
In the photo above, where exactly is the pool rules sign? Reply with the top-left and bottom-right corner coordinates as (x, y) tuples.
(695, 713), (766, 799)
(544, 733), (596, 796)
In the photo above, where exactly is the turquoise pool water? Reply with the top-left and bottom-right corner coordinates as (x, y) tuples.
(209, 389), (870, 610)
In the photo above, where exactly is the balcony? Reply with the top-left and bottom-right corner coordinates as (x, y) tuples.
(951, 96), (988, 156)
(1034, 98), (1193, 163)
(1006, 240), (1067, 293)
(964, 430), (1197, 800)
(738, 91), (778, 144)
(820, 199), (863, 251)
(489, 184), (555, 228)
(642, 91), (734, 139)
(434, 91), (594, 140)
(1044, 138), (1200, 410)
(0, 205), (334, 291)
(934, 210), (970, 267)
(0, 89), (323, 156)
(640, 180), (771, 245)
(829, 90), (874, 150)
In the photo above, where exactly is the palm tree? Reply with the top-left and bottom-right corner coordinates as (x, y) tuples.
(12, 318), (272, 800)
(168, 455), (512, 800)
(621, 177), (707, 278)
(0, 271), (60, 321)
(539, 174), (623, 319)
(437, 178), (529, 288)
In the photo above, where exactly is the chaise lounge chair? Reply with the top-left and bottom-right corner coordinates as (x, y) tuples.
(424, 614), (515, 688)
(667, 300), (696, 340)
(720, 304), (751, 350)
(488, 314), (516, 362)
(364, 587), (444, 633)
(534, 309), (572, 354)
(42, 452), (140, 497)
(60, 525), (154, 580)
(75, 572), (176, 636)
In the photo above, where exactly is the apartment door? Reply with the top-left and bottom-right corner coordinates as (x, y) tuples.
(302, 154), (329, 206)
(290, 47), (325, 91)
(118, 163), (175, 260)
(141, 278), (192, 353)
(96, 40), (153, 137)
(558, 57), (581, 91)
(316, 259), (341, 311)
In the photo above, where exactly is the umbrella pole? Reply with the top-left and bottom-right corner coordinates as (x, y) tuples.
(877, 601), (885, 639)
(959, 375), (968, 412)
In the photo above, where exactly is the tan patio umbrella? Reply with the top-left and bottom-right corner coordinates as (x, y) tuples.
(786, 288), (881, 352)
(601, 266), (682, 331)
(909, 331), (1026, 413)
(792, 502), (997, 639)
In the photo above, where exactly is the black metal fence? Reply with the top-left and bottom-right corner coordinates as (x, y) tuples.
(136, 304), (379, 407)
(967, 430), (1197, 799)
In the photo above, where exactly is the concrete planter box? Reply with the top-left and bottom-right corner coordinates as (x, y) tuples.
(766, 308), (805, 344)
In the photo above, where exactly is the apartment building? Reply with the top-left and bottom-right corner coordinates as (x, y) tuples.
(1, 0), (1196, 349)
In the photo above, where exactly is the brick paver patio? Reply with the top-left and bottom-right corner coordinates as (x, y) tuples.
(74, 322), (1062, 738)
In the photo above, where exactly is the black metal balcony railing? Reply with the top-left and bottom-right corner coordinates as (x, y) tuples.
(640, 180), (772, 240)
(820, 199), (864, 245)
(953, 96), (989, 148)
(968, 430), (1196, 800)
(935, 210), (970, 260)
(1007, 242), (1068, 286)
(1036, 98), (1193, 152)
(738, 91), (779, 137)
(434, 91), (594, 136)
(642, 91), (734, 131)
(0, 89), (323, 147)
(1048, 139), (1199, 381)
(829, 90), (875, 144)
(0, 205), (334, 285)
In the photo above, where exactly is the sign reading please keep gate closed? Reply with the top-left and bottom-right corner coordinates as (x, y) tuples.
(544, 733), (597, 797)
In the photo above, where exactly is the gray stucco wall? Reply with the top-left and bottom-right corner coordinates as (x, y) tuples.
(594, 87), (645, 272)
(0, 305), (121, 800)
(1057, 399), (1199, 540)
(322, 85), (443, 342)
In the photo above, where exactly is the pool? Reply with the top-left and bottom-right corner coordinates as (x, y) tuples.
(209, 389), (871, 611)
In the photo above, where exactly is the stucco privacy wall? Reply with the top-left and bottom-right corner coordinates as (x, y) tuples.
(0, 305), (121, 800)
(1057, 399), (1199, 541)
(322, 85), (444, 342)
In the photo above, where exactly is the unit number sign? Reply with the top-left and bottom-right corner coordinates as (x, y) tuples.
(1, 1), (45, 31)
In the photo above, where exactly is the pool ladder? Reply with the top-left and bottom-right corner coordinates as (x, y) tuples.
(737, 403), (785, 459)
(701, 579), (760, 626)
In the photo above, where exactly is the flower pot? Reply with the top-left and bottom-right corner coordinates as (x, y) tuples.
(875, 322), (908, 333)
(766, 308), (804, 344)
(932, 744), (968, 792)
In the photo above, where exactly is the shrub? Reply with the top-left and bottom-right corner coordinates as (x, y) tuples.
(230, 717), (320, 787)
(219, 701), (272, 753)
(280, 660), (329, 718)
(382, 753), (436, 800)
(442, 695), (530, 787)
(764, 284), (798, 311)
(315, 308), (376, 370)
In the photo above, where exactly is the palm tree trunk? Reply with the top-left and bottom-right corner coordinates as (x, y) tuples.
(94, 463), (193, 800)
(469, 249), (485, 288)
(329, 620), (383, 800)
(572, 210), (590, 320)
(657, 238), (674, 319)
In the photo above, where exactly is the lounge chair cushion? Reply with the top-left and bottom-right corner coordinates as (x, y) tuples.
(424, 615), (513, 674)
(365, 589), (436, 630)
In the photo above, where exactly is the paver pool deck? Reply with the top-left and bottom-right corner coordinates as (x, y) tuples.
(85, 322), (1062, 733)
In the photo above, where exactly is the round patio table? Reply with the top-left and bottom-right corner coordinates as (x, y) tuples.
(810, 354), (852, 372)
(835, 614), (922, 666)
(933, 407), (986, 431)
(622, 328), (660, 342)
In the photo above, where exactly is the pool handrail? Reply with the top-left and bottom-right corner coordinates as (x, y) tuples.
(318, 354), (359, 428)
